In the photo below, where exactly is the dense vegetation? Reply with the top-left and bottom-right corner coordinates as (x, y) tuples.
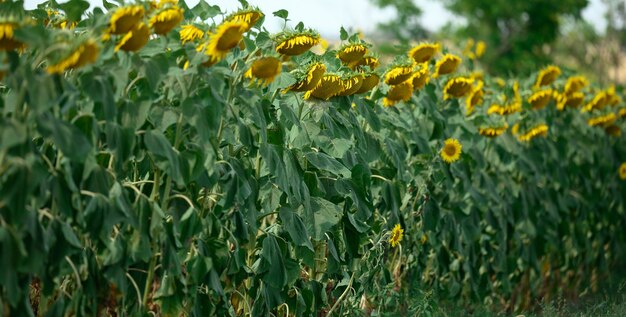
(1, 0), (625, 315)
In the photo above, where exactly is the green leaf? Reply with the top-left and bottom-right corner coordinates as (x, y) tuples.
(261, 235), (287, 289)
(279, 207), (314, 251)
(36, 113), (92, 163)
(305, 151), (351, 178)
(340, 26), (348, 41)
(143, 130), (184, 185)
(308, 197), (342, 240)
(59, 0), (90, 22)
(273, 9), (289, 19)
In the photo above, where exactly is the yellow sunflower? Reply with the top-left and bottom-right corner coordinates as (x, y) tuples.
(528, 89), (553, 110)
(411, 64), (430, 91)
(109, 5), (145, 35)
(517, 124), (549, 142)
(618, 108), (626, 118)
(583, 90), (611, 112)
(228, 9), (263, 31)
(245, 57), (282, 87)
(0, 22), (23, 51)
(338, 74), (364, 96)
(355, 73), (379, 94)
(348, 55), (379, 70)
(408, 42), (440, 63)
(487, 103), (521, 115)
(434, 54), (461, 77)
(440, 138), (462, 163)
(337, 43), (368, 64)
(588, 113), (617, 127)
(443, 76), (474, 100)
(479, 125), (508, 138)
(198, 20), (248, 62)
(47, 40), (99, 74)
(275, 33), (319, 56)
(605, 125), (621, 137)
(383, 81), (413, 107)
(115, 22), (150, 52)
(466, 81), (484, 115)
(389, 224), (404, 248)
(149, 6), (184, 35)
(555, 91), (584, 110)
(289, 62), (326, 92)
(475, 40), (486, 58)
(304, 74), (343, 100)
(384, 65), (413, 85)
(534, 65), (561, 88)
(564, 75), (588, 94)
(619, 163), (626, 180)
(179, 24), (205, 44)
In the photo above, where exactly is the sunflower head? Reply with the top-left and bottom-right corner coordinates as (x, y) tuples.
(245, 56), (282, 87)
(440, 138), (462, 163)
(517, 124), (549, 142)
(564, 75), (588, 94)
(587, 112), (617, 127)
(434, 54), (462, 77)
(389, 224), (404, 248)
(275, 31), (320, 56)
(109, 5), (145, 35)
(408, 42), (440, 63)
(47, 40), (99, 74)
(478, 124), (508, 138)
(115, 22), (150, 52)
(149, 6), (184, 35)
(228, 8), (263, 31)
(289, 62), (326, 92)
(384, 62), (414, 85)
(605, 125), (621, 137)
(355, 72), (380, 94)
(466, 81), (484, 115)
(618, 108), (626, 118)
(179, 24), (206, 44)
(198, 20), (249, 62)
(337, 73), (364, 96)
(534, 65), (561, 88)
(619, 163), (626, 180)
(443, 76), (474, 100)
(411, 63), (430, 91)
(383, 81), (413, 107)
(348, 55), (379, 70)
(528, 89), (553, 110)
(0, 22), (24, 51)
(304, 73), (343, 100)
(337, 43), (368, 64)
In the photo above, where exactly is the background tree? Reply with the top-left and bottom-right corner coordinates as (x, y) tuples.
(439, 0), (589, 74)
(369, 0), (428, 43)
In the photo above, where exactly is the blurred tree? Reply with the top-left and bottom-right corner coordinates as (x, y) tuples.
(369, 0), (428, 42)
(439, 0), (589, 74)
(603, 0), (626, 83)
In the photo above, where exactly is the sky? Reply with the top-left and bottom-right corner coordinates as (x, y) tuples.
(23, 0), (609, 38)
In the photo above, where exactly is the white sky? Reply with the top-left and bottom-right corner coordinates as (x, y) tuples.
(24, 0), (608, 38)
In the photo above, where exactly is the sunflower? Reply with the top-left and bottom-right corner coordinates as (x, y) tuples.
(619, 108), (626, 118)
(245, 57), (282, 87)
(389, 224), (404, 248)
(555, 91), (584, 110)
(443, 76), (474, 100)
(588, 113), (617, 127)
(528, 89), (553, 110)
(408, 42), (440, 63)
(115, 22), (150, 52)
(304, 74), (343, 100)
(384, 65), (413, 85)
(479, 125), (508, 138)
(440, 138), (462, 163)
(47, 40), (99, 74)
(355, 73), (379, 94)
(619, 163), (626, 180)
(517, 124), (548, 142)
(534, 65), (561, 88)
(383, 81), (413, 107)
(275, 32), (319, 56)
(337, 43), (368, 64)
(108, 5), (144, 35)
(487, 103), (521, 115)
(338, 73), (364, 96)
(466, 81), (484, 115)
(149, 6), (184, 35)
(198, 20), (248, 62)
(179, 24), (205, 44)
(475, 40), (486, 58)
(289, 62), (326, 92)
(411, 63), (429, 91)
(564, 75), (588, 94)
(348, 55), (379, 70)
(434, 54), (461, 77)
(228, 8), (263, 31)
(0, 22), (23, 51)
(584, 91), (612, 112)
(605, 125), (621, 137)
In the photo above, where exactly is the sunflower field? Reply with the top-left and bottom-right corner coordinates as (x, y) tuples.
(1, 0), (626, 316)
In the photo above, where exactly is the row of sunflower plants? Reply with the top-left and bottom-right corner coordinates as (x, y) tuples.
(1, 0), (626, 315)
